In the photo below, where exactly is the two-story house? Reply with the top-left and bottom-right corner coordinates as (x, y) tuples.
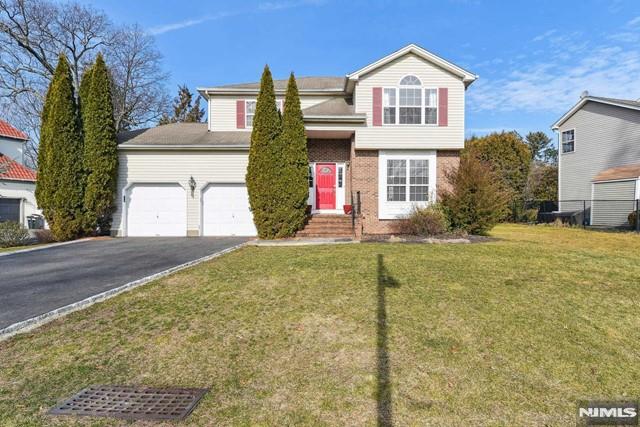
(0, 119), (39, 228)
(552, 93), (640, 227)
(113, 44), (477, 237)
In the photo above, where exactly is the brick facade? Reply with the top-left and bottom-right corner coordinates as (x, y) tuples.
(436, 150), (461, 195)
(349, 145), (461, 236)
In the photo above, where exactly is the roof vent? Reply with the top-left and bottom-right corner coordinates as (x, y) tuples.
(580, 90), (589, 99)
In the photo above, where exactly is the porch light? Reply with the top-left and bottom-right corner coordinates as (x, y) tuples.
(189, 176), (196, 196)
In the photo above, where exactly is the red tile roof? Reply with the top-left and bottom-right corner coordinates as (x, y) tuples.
(0, 154), (37, 182)
(0, 119), (28, 141)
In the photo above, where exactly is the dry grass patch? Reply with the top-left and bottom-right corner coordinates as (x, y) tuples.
(0, 224), (639, 425)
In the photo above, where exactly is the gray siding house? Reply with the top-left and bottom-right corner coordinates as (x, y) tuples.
(552, 94), (640, 227)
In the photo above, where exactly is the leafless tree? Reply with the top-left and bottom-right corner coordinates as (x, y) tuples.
(0, 0), (170, 165)
(107, 25), (169, 132)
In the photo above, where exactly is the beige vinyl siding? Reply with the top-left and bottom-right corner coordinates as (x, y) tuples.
(353, 53), (465, 150)
(112, 150), (249, 236)
(591, 180), (637, 227)
(558, 102), (640, 207)
(209, 94), (336, 131)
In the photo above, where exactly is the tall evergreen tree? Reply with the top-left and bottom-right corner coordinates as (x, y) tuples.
(270, 73), (309, 237)
(79, 64), (94, 124)
(246, 65), (282, 238)
(35, 78), (55, 219)
(82, 53), (118, 234)
(38, 55), (85, 240)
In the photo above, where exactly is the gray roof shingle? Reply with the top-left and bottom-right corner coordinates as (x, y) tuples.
(117, 123), (250, 147)
(588, 96), (640, 108)
(302, 97), (362, 117)
(216, 76), (345, 91)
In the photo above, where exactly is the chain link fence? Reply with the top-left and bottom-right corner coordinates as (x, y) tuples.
(511, 199), (640, 232)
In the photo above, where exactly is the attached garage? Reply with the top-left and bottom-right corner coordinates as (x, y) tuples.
(126, 184), (187, 236)
(113, 123), (253, 237)
(202, 184), (256, 236)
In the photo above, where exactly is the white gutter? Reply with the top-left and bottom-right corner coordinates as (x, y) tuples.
(198, 88), (345, 97)
(118, 145), (249, 151)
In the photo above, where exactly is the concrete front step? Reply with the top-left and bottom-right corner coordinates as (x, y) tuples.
(296, 214), (354, 237)
(297, 231), (354, 237)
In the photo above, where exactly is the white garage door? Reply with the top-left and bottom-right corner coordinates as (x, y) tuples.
(202, 184), (256, 236)
(127, 184), (187, 236)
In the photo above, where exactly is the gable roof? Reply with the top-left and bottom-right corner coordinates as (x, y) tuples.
(0, 119), (28, 141)
(199, 76), (345, 96)
(593, 163), (640, 182)
(346, 44), (478, 87)
(117, 123), (250, 149)
(0, 153), (37, 182)
(552, 95), (640, 130)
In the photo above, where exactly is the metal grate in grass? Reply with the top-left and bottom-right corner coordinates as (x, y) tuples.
(48, 385), (208, 420)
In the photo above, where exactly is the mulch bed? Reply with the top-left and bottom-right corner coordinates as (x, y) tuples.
(361, 234), (496, 244)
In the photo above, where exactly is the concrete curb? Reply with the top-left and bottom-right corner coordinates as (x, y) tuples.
(0, 242), (247, 342)
(0, 238), (94, 258)
(248, 238), (359, 247)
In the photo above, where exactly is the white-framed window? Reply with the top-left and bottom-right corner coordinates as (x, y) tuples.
(337, 165), (344, 188)
(399, 75), (422, 124)
(385, 159), (429, 202)
(386, 159), (407, 201)
(246, 99), (282, 128)
(383, 88), (396, 124)
(561, 129), (575, 153)
(378, 151), (437, 219)
(424, 89), (438, 125)
(246, 100), (256, 127)
(409, 159), (429, 201)
(382, 76), (438, 126)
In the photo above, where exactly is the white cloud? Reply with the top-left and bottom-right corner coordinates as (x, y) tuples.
(627, 16), (640, 27)
(148, 0), (325, 35)
(468, 31), (640, 114)
(532, 29), (557, 42)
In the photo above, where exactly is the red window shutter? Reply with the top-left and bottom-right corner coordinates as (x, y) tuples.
(236, 100), (245, 129)
(372, 87), (382, 126)
(438, 88), (448, 127)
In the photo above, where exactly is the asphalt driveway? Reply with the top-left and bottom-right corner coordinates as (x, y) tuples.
(0, 237), (249, 330)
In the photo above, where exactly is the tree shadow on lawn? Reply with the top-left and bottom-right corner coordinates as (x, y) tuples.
(377, 254), (400, 427)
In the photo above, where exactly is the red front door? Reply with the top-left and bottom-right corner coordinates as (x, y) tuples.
(315, 163), (336, 210)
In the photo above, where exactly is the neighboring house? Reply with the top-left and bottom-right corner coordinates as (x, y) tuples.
(552, 93), (640, 227)
(113, 44), (477, 237)
(0, 119), (40, 228)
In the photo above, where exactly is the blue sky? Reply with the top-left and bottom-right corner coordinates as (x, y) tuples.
(85, 0), (640, 139)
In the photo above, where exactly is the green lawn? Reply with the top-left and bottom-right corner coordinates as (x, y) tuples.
(1, 224), (639, 426)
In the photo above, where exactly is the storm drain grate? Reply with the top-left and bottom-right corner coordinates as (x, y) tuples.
(48, 385), (208, 420)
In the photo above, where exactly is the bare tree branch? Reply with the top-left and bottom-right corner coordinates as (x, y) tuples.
(0, 0), (170, 163)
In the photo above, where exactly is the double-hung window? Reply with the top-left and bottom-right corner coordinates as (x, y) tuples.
(386, 159), (430, 202)
(424, 89), (438, 125)
(399, 76), (422, 124)
(246, 100), (282, 127)
(246, 101), (256, 127)
(386, 160), (407, 201)
(383, 89), (396, 124)
(409, 160), (429, 201)
(561, 129), (575, 153)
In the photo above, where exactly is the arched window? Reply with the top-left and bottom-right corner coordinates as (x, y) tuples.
(382, 75), (437, 125)
(399, 75), (422, 86)
(398, 75), (422, 124)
